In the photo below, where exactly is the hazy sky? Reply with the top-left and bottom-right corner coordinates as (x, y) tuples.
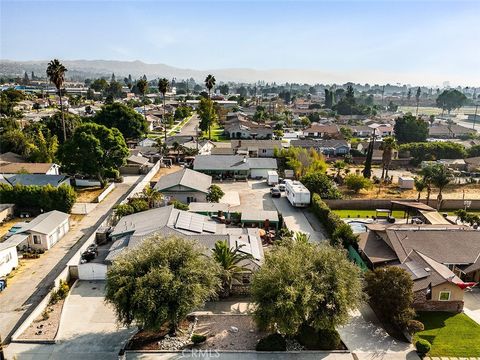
(1, 0), (479, 86)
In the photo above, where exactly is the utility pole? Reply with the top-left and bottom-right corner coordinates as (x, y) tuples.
(473, 104), (478, 130)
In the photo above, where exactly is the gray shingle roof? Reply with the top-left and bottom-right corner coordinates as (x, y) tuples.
(5, 174), (69, 187)
(18, 210), (69, 235)
(154, 168), (212, 193)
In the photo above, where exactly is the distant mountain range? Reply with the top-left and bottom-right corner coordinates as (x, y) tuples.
(0, 59), (348, 84)
(0, 59), (475, 87)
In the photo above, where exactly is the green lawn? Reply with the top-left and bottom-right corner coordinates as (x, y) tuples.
(203, 122), (229, 142)
(333, 209), (405, 219)
(414, 312), (480, 357)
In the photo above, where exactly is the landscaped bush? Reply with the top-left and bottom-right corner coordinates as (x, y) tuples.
(296, 324), (341, 350)
(407, 320), (424, 334)
(415, 339), (431, 355)
(0, 183), (77, 213)
(300, 172), (342, 199)
(128, 198), (149, 213)
(49, 280), (70, 305)
(191, 334), (207, 344)
(256, 333), (287, 351)
(400, 141), (466, 165)
(311, 194), (358, 248)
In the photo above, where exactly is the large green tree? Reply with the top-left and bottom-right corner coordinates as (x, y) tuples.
(0, 88), (25, 116)
(436, 89), (467, 113)
(393, 113), (429, 143)
(41, 112), (82, 143)
(93, 102), (148, 140)
(46, 59), (68, 142)
(59, 123), (129, 185)
(105, 235), (220, 334)
(300, 172), (342, 199)
(197, 97), (217, 140)
(251, 240), (363, 335)
(365, 267), (415, 329)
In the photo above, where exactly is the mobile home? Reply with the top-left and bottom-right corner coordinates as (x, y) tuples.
(285, 180), (311, 207)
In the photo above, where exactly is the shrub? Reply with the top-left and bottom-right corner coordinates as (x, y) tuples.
(345, 174), (372, 193)
(296, 324), (341, 350)
(256, 333), (286, 351)
(415, 339), (431, 355)
(191, 334), (207, 344)
(114, 204), (134, 217)
(0, 183), (77, 213)
(128, 198), (149, 213)
(49, 280), (70, 305)
(400, 141), (466, 165)
(300, 172), (342, 199)
(407, 320), (424, 334)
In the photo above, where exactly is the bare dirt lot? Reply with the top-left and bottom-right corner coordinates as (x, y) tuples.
(151, 165), (182, 182)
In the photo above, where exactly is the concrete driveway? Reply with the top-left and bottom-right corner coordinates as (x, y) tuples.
(272, 196), (327, 243)
(464, 287), (480, 325)
(338, 304), (418, 360)
(6, 281), (136, 360)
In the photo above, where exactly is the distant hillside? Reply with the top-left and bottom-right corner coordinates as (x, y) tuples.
(0, 59), (349, 84)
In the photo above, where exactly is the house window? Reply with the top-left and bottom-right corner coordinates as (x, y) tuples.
(33, 235), (41, 244)
(439, 291), (451, 301)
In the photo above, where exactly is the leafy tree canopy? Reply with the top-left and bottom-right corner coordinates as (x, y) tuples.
(105, 235), (220, 333)
(393, 113), (429, 143)
(93, 102), (148, 139)
(300, 172), (342, 199)
(436, 89), (467, 113)
(252, 240), (363, 335)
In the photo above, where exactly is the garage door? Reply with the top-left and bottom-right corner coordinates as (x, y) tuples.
(250, 169), (269, 178)
(78, 263), (108, 280)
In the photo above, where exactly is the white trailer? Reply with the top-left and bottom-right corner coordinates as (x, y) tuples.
(285, 180), (311, 207)
(267, 171), (279, 186)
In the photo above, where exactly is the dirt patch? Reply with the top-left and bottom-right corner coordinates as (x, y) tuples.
(18, 298), (66, 341)
(0, 217), (23, 238)
(151, 165), (182, 182)
(195, 315), (265, 350)
(75, 187), (105, 203)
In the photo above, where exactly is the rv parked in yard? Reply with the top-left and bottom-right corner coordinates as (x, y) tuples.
(267, 171), (279, 186)
(285, 180), (311, 207)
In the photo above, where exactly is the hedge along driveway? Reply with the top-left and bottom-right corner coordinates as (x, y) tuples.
(414, 312), (480, 357)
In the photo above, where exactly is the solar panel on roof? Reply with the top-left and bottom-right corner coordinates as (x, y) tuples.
(248, 236), (262, 260)
(189, 215), (204, 233)
(405, 261), (429, 280)
(175, 212), (192, 231)
(203, 222), (217, 233)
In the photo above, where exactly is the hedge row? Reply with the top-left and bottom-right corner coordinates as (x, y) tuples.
(0, 183), (77, 213)
(311, 193), (358, 248)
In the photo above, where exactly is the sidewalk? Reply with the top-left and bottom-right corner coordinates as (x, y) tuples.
(0, 175), (140, 343)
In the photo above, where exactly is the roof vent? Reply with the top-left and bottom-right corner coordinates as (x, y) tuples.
(424, 267), (431, 272)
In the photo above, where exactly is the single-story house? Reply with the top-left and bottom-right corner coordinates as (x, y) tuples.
(224, 122), (273, 140)
(120, 154), (152, 174)
(240, 210), (279, 230)
(230, 140), (282, 158)
(347, 125), (374, 137)
(0, 240), (19, 277)
(302, 124), (340, 139)
(0, 152), (26, 164)
(3, 174), (71, 187)
(358, 223), (480, 311)
(76, 206), (264, 281)
(0, 204), (15, 223)
(0, 162), (60, 175)
(428, 124), (473, 139)
(14, 210), (70, 251)
(290, 139), (350, 156)
(154, 168), (212, 204)
(369, 123), (394, 137)
(193, 155), (277, 179)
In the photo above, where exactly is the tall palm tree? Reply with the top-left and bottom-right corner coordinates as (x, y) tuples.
(172, 141), (181, 162)
(212, 240), (252, 297)
(205, 74), (216, 97)
(381, 136), (397, 179)
(46, 59), (68, 142)
(158, 78), (170, 145)
(428, 164), (453, 210)
(136, 78), (148, 121)
(414, 176), (427, 201)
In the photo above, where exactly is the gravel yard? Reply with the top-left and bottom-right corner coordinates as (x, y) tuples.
(18, 298), (65, 341)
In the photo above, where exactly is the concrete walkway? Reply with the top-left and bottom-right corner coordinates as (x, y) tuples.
(338, 304), (419, 360)
(463, 287), (480, 325)
(0, 175), (140, 343)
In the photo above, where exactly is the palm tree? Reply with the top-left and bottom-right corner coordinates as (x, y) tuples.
(136, 78), (148, 121)
(158, 78), (170, 144)
(381, 136), (397, 179)
(46, 59), (68, 142)
(172, 141), (181, 162)
(414, 176), (427, 201)
(333, 160), (347, 177)
(141, 185), (163, 208)
(212, 240), (252, 297)
(205, 74), (216, 98)
(428, 164), (453, 210)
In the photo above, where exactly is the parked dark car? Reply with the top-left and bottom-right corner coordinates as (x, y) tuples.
(270, 187), (281, 198)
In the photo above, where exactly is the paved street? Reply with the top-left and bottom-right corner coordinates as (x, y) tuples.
(0, 175), (140, 343)
(178, 113), (200, 136)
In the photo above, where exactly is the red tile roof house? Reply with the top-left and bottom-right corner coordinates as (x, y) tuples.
(358, 224), (480, 312)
